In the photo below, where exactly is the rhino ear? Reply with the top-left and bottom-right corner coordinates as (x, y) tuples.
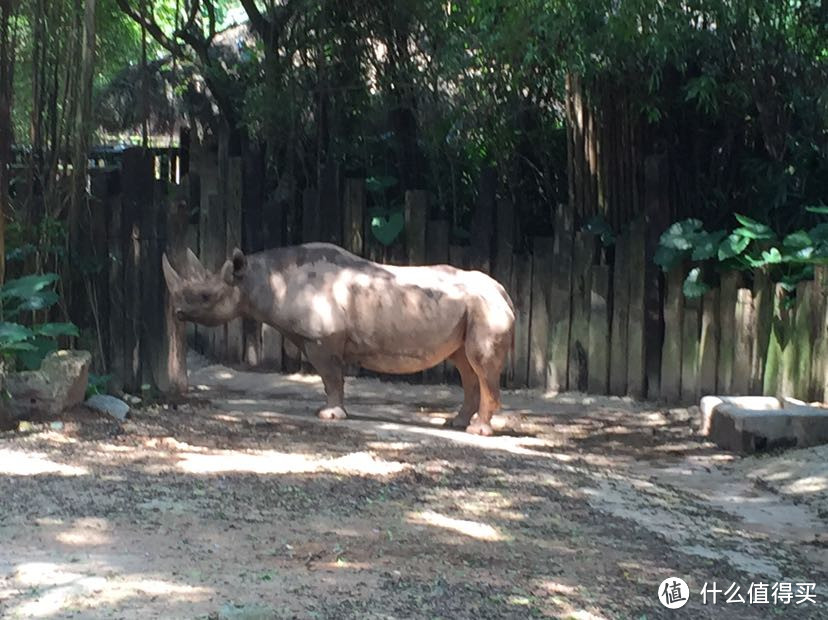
(162, 253), (183, 293)
(185, 248), (210, 280)
(232, 248), (246, 277)
(220, 259), (235, 286)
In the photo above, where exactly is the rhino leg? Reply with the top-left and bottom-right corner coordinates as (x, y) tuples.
(463, 325), (511, 436)
(303, 340), (347, 420)
(447, 348), (480, 429)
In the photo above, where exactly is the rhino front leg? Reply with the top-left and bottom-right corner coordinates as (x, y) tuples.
(303, 340), (347, 420)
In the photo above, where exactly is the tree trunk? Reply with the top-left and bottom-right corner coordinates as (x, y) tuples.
(0, 0), (17, 286)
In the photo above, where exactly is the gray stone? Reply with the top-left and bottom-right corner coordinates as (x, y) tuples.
(85, 394), (130, 421)
(701, 394), (828, 454)
(5, 350), (91, 419)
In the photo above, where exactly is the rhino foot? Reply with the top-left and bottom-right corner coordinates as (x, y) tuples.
(317, 406), (347, 420)
(447, 414), (473, 429)
(466, 421), (494, 436)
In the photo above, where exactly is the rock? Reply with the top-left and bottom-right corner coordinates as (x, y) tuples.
(123, 394), (143, 406)
(85, 394), (130, 421)
(701, 394), (828, 454)
(49, 421), (64, 431)
(5, 350), (91, 419)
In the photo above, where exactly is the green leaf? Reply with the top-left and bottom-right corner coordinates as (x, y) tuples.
(783, 230), (812, 249)
(691, 230), (727, 260)
(805, 205), (828, 215)
(369, 209), (405, 246)
(718, 233), (750, 260)
(32, 323), (80, 338)
(0, 322), (34, 344)
(13, 290), (60, 314)
(16, 336), (58, 371)
(732, 214), (775, 240)
(0, 273), (59, 300)
(682, 267), (710, 298)
(659, 219), (703, 250)
(365, 175), (398, 194)
(654, 245), (684, 272)
(761, 247), (783, 264)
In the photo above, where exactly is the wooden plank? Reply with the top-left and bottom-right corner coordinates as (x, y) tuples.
(547, 206), (574, 393)
(568, 232), (594, 392)
(659, 266), (684, 402)
(587, 265), (610, 394)
(107, 178), (125, 394)
(732, 287), (755, 394)
(225, 157), (244, 364)
(343, 178), (365, 257)
(449, 245), (468, 270)
(626, 219), (646, 397)
(529, 237), (554, 389)
(196, 148), (218, 356)
(699, 289), (720, 395)
(510, 253), (533, 388)
(206, 193), (226, 359)
(493, 198), (515, 291)
(162, 196), (189, 393)
(717, 271), (740, 394)
(811, 266), (828, 401)
(764, 284), (790, 397)
(259, 196), (285, 370)
(609, 229), (630, 395)
(680, 298), (700, 403)
(751, 269), (774, 394)
(318, 163), (341, 245)
(302, 188), (321, 243)
(469, 166), (496, 272)
(140, 180), (167, 392)
(792, 281), (814, 399)
(425, 219), (450, 384)
(405, 190), (428, 266)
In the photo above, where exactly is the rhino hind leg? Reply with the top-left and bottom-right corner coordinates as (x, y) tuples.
(303, 340), (347, 421)
(463, 324), (512, 436)
(447, 348), (480, 429)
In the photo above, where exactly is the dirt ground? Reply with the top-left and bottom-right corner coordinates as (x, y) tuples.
(1, 354), (827, 619)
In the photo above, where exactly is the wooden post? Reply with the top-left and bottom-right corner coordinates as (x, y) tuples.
(405, 190), (428, 266)
(764, 284), (790, 397)
(588, 265), (610, 394)
(548, 206), (574, 392)
(318, 163), (341, 245)
(680, 297), (700, 403)
(107, 173), (125, 394)
(529, 237), (554, 389)
(659, 266), (684, 401)
(811, 266), (828, 401)
(425, 219), (450, 383)
(626, 219), (647, 397)
(163, 197), (189, 393)
(751, 269), (774, 394)
(260, 196), (285, 370)
(717, 271), (740, 394)
(699, 289), (719, 395)
(609, 229), (630, 395)
(732, 287), (755, 394)
(493, 198), (515, 292)
(510, 253), (532, 387)
(226, 157), (244, 364)
(568, 232), (594, 392)
(792, 282), (813, 398)
(469, 166), (496, 273)
(206, 194), (226, 359)
(343, 178), (365, 257)
(302, 188), (321, 243)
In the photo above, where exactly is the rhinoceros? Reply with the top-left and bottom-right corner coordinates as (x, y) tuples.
(162, 243), (515, 435)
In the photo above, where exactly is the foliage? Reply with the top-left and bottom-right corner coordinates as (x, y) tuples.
(655, 205), (828, 297)
(0, 274), (78, 370)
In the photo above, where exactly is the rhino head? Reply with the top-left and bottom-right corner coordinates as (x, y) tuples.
(162, 248), (247, 326)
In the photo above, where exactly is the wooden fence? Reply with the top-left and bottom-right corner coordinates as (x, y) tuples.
(21, 139), (826, 404)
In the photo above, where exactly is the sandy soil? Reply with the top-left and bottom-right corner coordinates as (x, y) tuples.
(1, 356), (826, 619)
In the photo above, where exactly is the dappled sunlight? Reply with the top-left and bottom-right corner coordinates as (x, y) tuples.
(177, 448), (408, 476)
(408, 510), (508, 541)
(9, 562), (211, 618)
(54, 518), (112, 547)
(0, 449), (88, 476)
(787, 475), (827, 494)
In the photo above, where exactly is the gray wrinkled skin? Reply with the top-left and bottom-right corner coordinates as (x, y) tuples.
(163, 243), (516, 435)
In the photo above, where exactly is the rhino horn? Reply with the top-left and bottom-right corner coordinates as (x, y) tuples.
(161, 253), (183, 293)
(185, 248), (210, 280)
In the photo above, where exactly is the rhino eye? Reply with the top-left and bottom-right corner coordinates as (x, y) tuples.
(201, 292), (211, 303)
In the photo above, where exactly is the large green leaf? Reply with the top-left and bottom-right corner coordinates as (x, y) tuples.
(658, 218), (703, 250)
(805, 205), (828, 215)
(761, 247), (783, 264)
(783, 230), (812, 249)
(733, 214), (775, 240)
(0, 273), (59, 301)
(718, 233), (750, 260)
(33, 322), (80, 338)
(16, 336), (58, 371)
(0, 322), (34, 344)
(370, 209), (405, 246)
(654, 245), (684, 272)
(691, 229), (727, 260)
